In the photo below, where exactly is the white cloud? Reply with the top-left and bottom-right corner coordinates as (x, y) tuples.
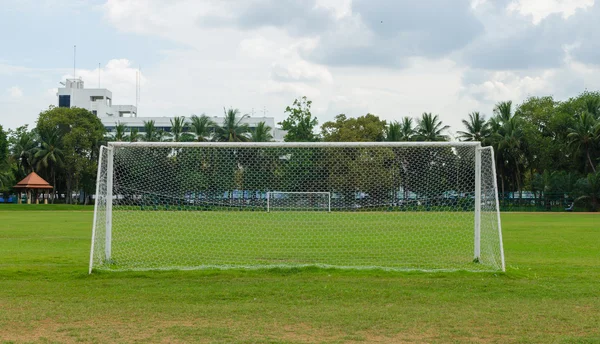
(7, 86), (24, 98)
(4, 0), (600, 135)
(507, 0), (594, 24)
(67, 59), (143, 106)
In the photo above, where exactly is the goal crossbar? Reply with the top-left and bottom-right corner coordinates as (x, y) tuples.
(108, 141), (482, 148)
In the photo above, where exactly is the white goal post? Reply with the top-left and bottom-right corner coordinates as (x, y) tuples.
(90, 141), (505, 273)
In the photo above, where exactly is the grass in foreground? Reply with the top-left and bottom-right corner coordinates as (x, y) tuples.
(0, 206), (598, 343)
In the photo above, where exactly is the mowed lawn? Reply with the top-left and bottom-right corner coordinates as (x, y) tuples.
(0, 206), (598, 343)
(95, 209), (499, 272)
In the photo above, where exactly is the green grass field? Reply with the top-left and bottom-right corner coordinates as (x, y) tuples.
(0, 205), (599, 343)
(93, 209), (501, 272)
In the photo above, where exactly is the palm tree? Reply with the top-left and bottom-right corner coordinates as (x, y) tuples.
(385, 121), (402, 141)
(127, 128), (141, 142)
(567, 111), (600, 173)
(33, 127), (64, 202)
(386, 117), (416, 141)
(457, 112), (490, 142)
(251, 122), (273, 142)
(12, 129), (36, 177)
(169, 116), (193, 142)
(491, 116), (525, 193)
(584, 96), (600, 119)
(415, 112), (449, 141)
(215, 108), (250, 142)
(494, 101), (513, 123)
(111, 122), (127, 142)
(400, 117), (416, 141)
(189, 114), (215, 142)
(575, 170), (600, 211)
(143, 120), (159, 142)
(0, 168), (12, 190)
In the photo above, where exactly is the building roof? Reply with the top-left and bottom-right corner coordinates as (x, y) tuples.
(14, 172), (53, 189)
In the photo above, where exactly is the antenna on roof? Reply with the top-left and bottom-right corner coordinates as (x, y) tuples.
(73, 45), (77, 79)
(98, 63), (101, 88)
(135, 70), (139, 112)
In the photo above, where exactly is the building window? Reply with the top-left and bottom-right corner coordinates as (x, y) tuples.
(58, 95), (71, 108)
(92, 111), (97, 116)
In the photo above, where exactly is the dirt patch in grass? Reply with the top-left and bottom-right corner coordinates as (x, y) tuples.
(0, 318), (475, 344)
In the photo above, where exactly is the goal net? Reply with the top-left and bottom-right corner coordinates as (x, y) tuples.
(267, 192), (331, 212)
(90, 142), (505, 273)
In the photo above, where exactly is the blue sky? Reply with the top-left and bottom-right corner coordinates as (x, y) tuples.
(1, 0), (600, 134)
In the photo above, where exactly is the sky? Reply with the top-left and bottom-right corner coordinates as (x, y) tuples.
(1, 0), (600, 137)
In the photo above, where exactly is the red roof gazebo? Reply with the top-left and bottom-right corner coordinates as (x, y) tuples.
(14, 172), (53, 204)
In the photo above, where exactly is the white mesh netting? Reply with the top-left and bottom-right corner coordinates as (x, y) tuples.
(90, 142), (504, 272)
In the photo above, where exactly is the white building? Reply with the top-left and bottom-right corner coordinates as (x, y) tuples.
(57, 78), (286, 141)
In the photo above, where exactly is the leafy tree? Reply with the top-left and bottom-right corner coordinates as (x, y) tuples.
(189, 114), (215, 142)
(567, 111), (599, 173)
(215, 108), (250, 142)
(251, 121), (273, 142)
(143, 120), (160, 142)
(168, 116), (194, 142)
(8, 125), (36, 180)
(574, 169), (600, 211)
(415, 112), (449, 141)
(385, 121), (402, 142)
(321, 113), (386, 142)
(0, 125), (8, 165)
(127, 128), (141, 142)
(457, 112), (490, 142)
(494, 101), (514, 123)
(385, 117), (416, 141)
(279, 96), (319, 142)
(33, 127), (64, 202)
(111, 122), (128, 142)
(491, 116), (525, 194)
(36, 106), (105, 203)
(0, 125), (12, 191)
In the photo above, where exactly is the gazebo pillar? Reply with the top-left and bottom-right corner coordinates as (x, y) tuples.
(36, 190), (39, 204)
(44, 190), (48, 204)
(27, 190), (31, 204)
(17, 191), (22, 204)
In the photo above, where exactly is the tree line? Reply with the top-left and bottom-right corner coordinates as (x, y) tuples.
(0, 91), (599, 210)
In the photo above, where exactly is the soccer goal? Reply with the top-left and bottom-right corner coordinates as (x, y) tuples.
(89, 142), (505, 273)
(266, 192), (331, 212)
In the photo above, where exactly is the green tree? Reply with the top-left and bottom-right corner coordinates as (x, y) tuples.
(321, 113), (386, 142)
(491, 116), (525, 194)
(111, 122), (128, 142)
(168, 116), (194, 142)
(457, 112), (490, 142)
(36, 106), (105, 204)
(574, 169), (600, 211)
(0, 125), (12, 191)
(33, 127), (64, 202)
(567, 112), (599, 173)
(251, 121), (273, 142)
(190, 114), (215, 142)
(127, 128), (141, 142)
(494, 101), (514, 123)
(8, 125), (36, 180)
(0, 125), (8, 166)
(385, 117), (415, 141)
(415, 112), (449, 141)
(279, 96), (319, 142)
(215, 108), (250, 142)
(143, 120), (161, 142)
